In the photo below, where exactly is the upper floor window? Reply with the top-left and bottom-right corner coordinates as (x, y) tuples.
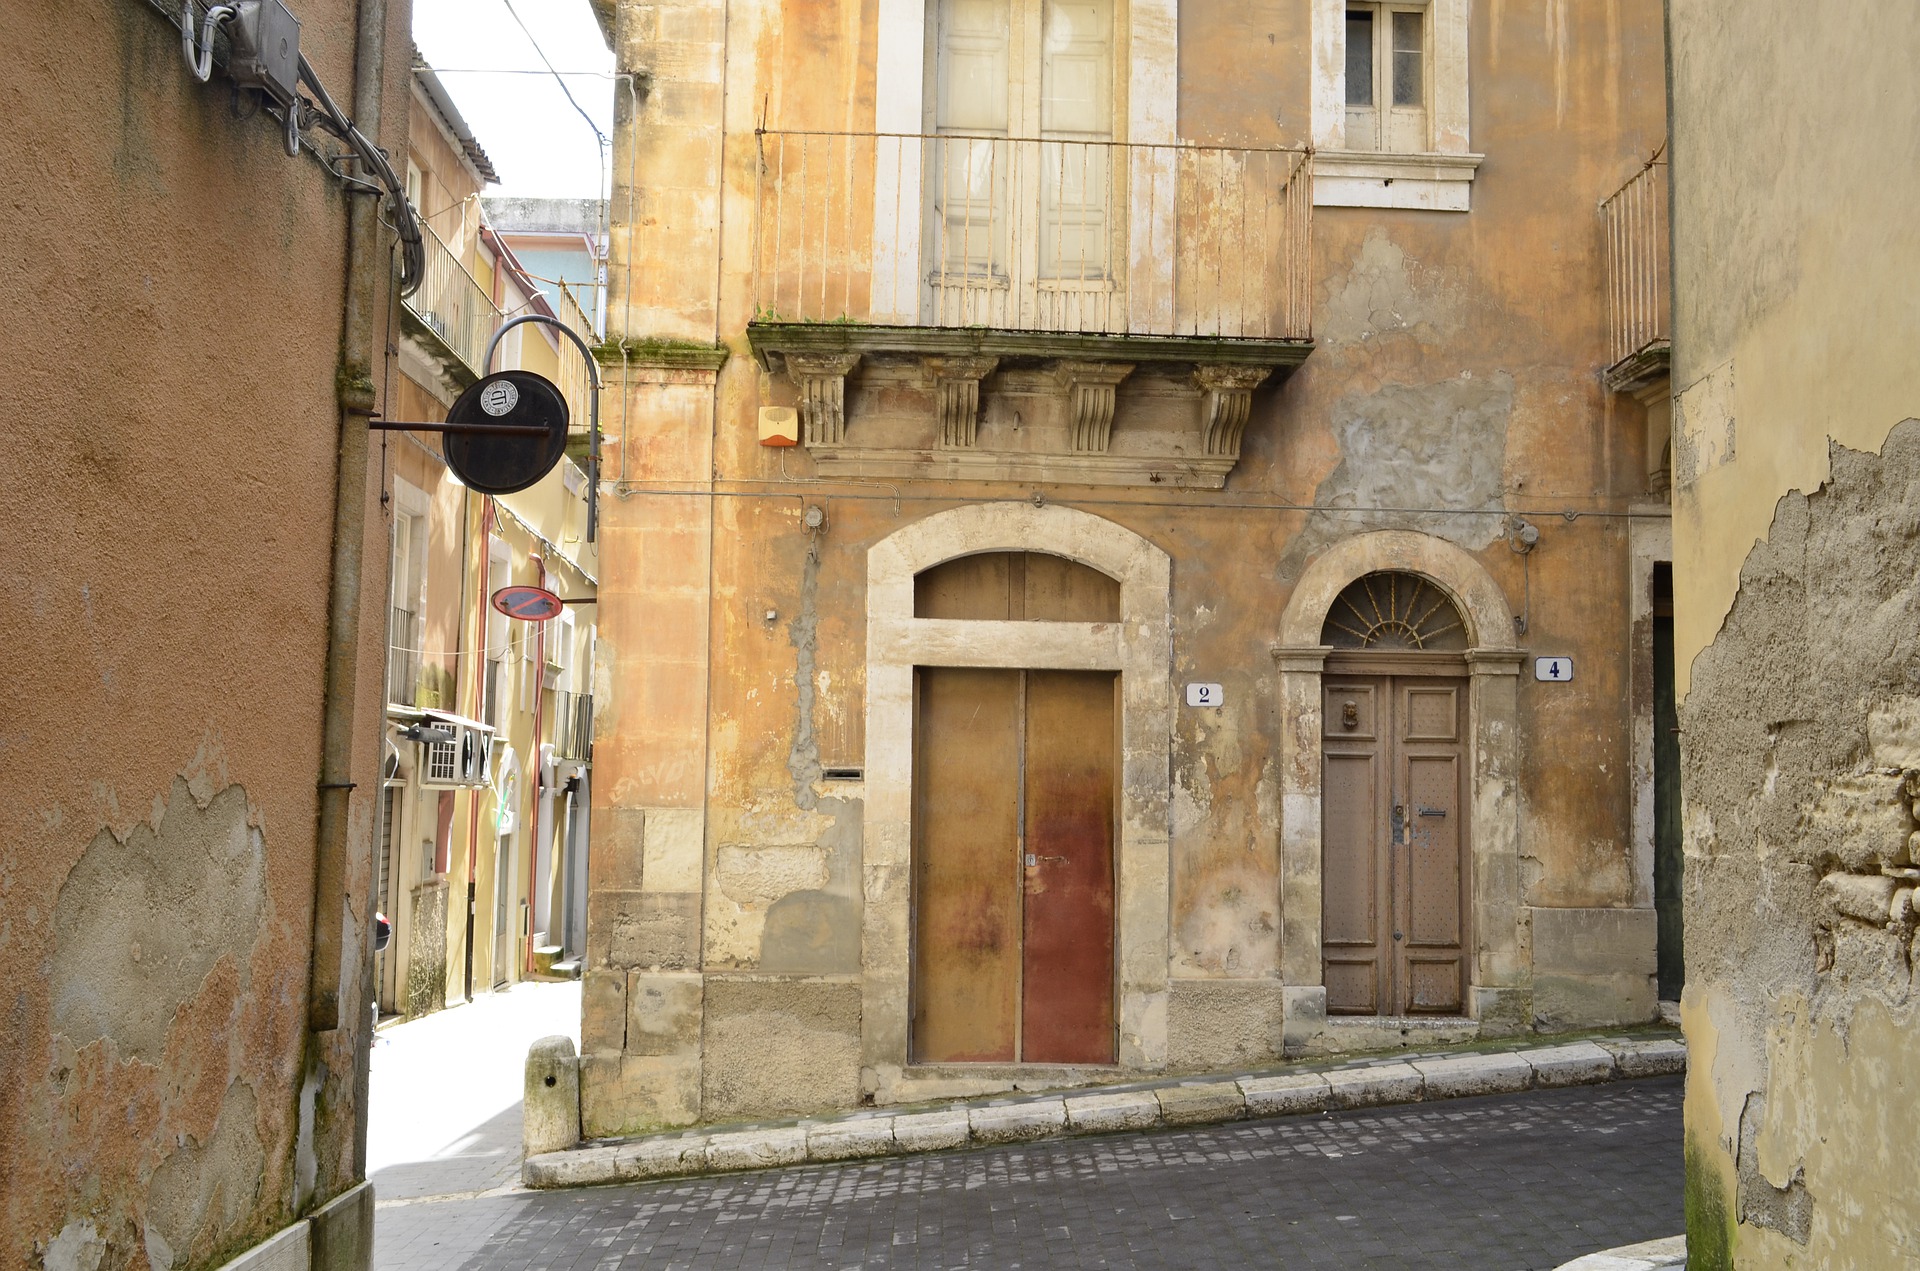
(1344, 5), (1427, 154)
(928, 0), (1119, 311)
(1311, 0), (1479, 210)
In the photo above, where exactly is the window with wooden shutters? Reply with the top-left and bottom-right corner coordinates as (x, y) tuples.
(928, 0), (1119, 324)
(1344, 4), (1428, 154)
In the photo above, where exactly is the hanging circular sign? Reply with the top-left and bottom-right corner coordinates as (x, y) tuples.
(492, 585), (565, 622)
(444, 370), (569, 495)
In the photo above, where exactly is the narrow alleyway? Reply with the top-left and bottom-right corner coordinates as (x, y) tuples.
(370, 981), (579, 1265)
(376, 1073), (1681, 1270)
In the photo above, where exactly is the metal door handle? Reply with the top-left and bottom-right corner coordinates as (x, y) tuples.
(1026, 853), (1067, 866)
(1417, 806), (1447, 818)
(1393, 931), (1404, 941)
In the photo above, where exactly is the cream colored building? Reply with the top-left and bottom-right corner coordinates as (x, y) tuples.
(1667, 2), (1920, 1265)
(377, 57), (603, 1020)
(584, 0), (1675, 1136)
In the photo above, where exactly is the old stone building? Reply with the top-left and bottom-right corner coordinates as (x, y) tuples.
(583, 0), (1674, 1135)
(1667, 2), (1920, 1266)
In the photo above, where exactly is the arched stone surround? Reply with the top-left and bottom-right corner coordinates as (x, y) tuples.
(1272, 531), (1530, 1042)
(863, 504), (1173, 1097)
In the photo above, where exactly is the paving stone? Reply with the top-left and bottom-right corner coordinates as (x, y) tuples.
(1061, 1088), (1161, 1133)
(1154, 1080), (1246, 1125)
(968, 1098), (1069, 1143)
(417, 1076), (1686, 1271)
(1601, 1037), (1687, 1077)
(890, 1108), (971, 1153)
(806, 1116), (897, 1162)
(1323, 1061), (1424, 1109)
(611, 1135), (709, 1181)
(1239, 1071), (1331, 1116)
(522, 1145), (618, 1189)
(1413, 1051), (1534, 1099)
(705, 1125), (807, 1172)
(1528, 1041), (1621, 1088)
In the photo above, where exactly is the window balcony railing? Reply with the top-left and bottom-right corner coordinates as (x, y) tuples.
(1602, 155), (1669, 370)
(753, 131), (1313, 342)
(550, 689), (594, 761)
(404, 217), (500, 379)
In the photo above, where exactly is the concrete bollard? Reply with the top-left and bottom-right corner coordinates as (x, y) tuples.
(524, 1035), (581, 1158)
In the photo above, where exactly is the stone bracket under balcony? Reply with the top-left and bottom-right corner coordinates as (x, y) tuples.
(748, 323), (1312, 489)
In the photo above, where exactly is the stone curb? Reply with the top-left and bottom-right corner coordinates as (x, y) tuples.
(524, 1033), (1685, 1189)
(1550, 1235), (1686, 1270)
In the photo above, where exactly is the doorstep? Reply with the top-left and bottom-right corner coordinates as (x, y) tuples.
(523, 1030), (1684, 1189)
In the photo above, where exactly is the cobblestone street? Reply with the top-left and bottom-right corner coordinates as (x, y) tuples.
(376, 1074), (1682, 1270)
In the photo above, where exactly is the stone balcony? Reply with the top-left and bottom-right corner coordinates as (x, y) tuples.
(747, 131), (1316, 488)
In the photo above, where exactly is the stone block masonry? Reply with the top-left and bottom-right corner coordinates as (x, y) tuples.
(524, 1030), (1684, 1188)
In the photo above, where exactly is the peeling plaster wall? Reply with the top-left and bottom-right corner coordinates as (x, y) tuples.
(588, 0), (1669, 1127)
(0, 2), (408, 1265)
(1668, 4), (1920, 1266)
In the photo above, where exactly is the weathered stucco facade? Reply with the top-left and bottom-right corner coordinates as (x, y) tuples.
(586, 0), (1672, 1135)
(1668, 3), (1920, 1265)
(1, 3), (411, 1267)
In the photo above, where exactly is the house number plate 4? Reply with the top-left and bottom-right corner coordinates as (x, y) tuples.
(1186, 683), (1225, 707)
(1534, 657), (1575, 682)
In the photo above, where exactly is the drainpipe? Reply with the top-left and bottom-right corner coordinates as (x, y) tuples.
(309, 0), (392, 1185)
(310, 0), (392, 1031)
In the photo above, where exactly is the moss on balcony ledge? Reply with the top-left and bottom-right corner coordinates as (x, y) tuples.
(592, 337), (732, 371)
(745, 321), (1313, 374)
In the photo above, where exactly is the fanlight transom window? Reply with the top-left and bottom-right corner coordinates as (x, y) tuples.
(1320, 571), (1468, 651)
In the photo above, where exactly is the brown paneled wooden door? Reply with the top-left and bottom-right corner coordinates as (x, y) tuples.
(913, 667), (1117, 1064)
(1322, 675), (1467, 1015)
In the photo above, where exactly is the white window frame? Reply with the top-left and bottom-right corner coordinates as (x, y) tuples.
(870, 0), (1178, 327)
(1312, 0), (1481, 211)
(390, 479), (431, 706)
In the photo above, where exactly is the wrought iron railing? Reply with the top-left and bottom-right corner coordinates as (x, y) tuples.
(387, 605), (417, 705)
(551, 690), (594, 761)
(1602, 155), (1669, 367)
(405, 218), (500, 377)
(553, 279), (602, 431)
(753, 131), (1313, 341)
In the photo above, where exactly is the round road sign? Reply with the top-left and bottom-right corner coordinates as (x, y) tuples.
(445, 370), (570, 495)
(492, 585), (565, 622)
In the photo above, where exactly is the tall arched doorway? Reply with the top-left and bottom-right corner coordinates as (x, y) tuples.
(1319, 572), (1471, 1016)
(1273, 530), (1527, 1041)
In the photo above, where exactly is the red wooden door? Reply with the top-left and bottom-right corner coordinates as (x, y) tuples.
(913, 667), (1117, 1063)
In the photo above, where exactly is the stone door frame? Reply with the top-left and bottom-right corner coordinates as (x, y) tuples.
(1274, 530), (1529, 1042)
(864, 504), (1173, 1085)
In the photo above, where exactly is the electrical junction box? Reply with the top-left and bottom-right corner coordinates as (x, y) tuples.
(758, 406), (799, 447)
(227, 0), (302, 107)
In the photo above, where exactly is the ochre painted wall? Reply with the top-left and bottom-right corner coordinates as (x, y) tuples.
(0, 1), (411, 1264)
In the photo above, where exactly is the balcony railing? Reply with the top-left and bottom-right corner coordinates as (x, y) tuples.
(1602, 156), (1669, 369)
(553, 279), (602, 432)
(551, 690), (594, 761)
(753, 131), (1313, 342)
(405, 218), (500, 378)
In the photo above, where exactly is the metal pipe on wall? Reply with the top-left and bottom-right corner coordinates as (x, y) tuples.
(309, 0), (392, 1192)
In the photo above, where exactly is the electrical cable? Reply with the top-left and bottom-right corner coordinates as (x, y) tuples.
(181, 1), (235, 82)
(499, 0), (611, 153)
(296, 51), (425, 294)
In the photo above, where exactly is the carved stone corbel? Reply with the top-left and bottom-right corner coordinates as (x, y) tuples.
(1054, 361), (1135, 453)
(786, 352), (862, 446)
(1193, 364), (1274, 458)
(926, 356), (1000, 448)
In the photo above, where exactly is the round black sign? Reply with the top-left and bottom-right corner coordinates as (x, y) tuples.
(443, 370), (570, 495)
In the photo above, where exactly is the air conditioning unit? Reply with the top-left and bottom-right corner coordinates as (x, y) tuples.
(420, 719), (495, 788)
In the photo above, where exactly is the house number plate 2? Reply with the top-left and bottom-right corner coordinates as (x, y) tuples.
(1534, 657), (1575, 682)
(1185, 683), (1225, 707)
